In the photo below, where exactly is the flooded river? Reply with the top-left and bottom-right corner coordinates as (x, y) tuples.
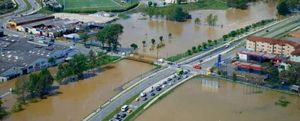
(0, 1), (280, 121)
(136, 78), (300, 121)
(4, 60), (154, 121)
(118, 1), (277, 57)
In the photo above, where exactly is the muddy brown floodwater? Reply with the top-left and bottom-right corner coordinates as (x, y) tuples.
(118, 1), (277, 58)
(136, 78), (300, 121)
(3, 60), (154, 121)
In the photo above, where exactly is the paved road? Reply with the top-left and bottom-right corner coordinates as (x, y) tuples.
(86, 15), (300, 121)
(0, 0), (26, 18)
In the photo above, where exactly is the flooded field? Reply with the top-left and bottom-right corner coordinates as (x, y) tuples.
(136, 78), (300, 121)
(118, 1), (277, 57)
(3, 60), (154, 121)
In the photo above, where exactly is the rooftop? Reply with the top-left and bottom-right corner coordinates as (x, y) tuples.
(12, 14), (55, 25)
(247, 36), (300, 48)
(0, 36), (68, 74)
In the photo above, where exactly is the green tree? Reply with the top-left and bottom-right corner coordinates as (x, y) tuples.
(14, 77), (28, 103)
(186, 49), (193, 55)
(232, 73), (237, 81)
(151, 39), (156, 45)
(11, 101), (23, 113)
(197, 45), (202, 51)
(0, 99), (8, 119)
(88, 50), (98, 68)
(208, 40), (213, 46)
(80, 33), (89, 44)
(130, 43), (138, 50)
(262, 62), (279, 82)
(213, 40), (218, 45)
(192, 46), (197, 53)
(48, 57), (55, 66)
(168, 33), (172, 38)
(166, 5), (191, 22)
(153, 2), (157, 7)
(277, 0), (291, 16)
(202, 42), (208, 49)
(227, 0), (248, 9)
(194, 17), (201, 24)
(97, 24), (124, 51)
(148, 1), (152, 7)
(159, 36), (163, 43)
(27, 73), (43, 98)
(69, 54), (89, 77)
(142, 40), (146, 47)
(39, 69), (54, 95)
(206, 14), (213, 26)
(223, 35), (229, 41)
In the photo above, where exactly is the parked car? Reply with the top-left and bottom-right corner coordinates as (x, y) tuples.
(151, 93), (155, 96)
(121, 105), (129, 112)
(156, 87), (162, 91)
(193, 64), (202, 69)
(127, 109), (133, 113)
(121, 113), (126, 118)
(140, 92), (147, 97)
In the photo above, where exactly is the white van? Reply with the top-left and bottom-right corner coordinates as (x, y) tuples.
(121, 105), (129, 112)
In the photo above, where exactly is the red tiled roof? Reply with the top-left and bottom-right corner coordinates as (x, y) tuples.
(291, 49), (300, 56)
(247, 36), (300, 48)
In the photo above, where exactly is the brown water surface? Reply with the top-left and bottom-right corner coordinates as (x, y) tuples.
(4, 60), (154, 121)
(117, 1), (277, 57)
(136, 78), (300, 121)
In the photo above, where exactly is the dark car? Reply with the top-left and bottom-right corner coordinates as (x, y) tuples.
(167, 78), (172, 81)
(121, 113), (126, 118)
(156, 87), (161, 91)
(114, 114), (121, 119)
(143, 97), (148, 101)
(151, 93), (155, 96)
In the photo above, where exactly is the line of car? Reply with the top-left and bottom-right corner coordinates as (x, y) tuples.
(110, 69), (192, 121)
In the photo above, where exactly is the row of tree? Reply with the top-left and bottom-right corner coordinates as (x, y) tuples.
(0, 99), (8, 120)
(144, 5), (191, 22)
(97, 24), (124, 52)
(168, 18), (275, 61)
(14, 69), (54, 105)
(223, 19), (274, 40)
(195, 14), (218, 26)
(56, 51), (118, 82)
(227, 0), (249, 9)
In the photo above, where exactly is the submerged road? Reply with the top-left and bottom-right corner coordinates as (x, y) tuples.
(85, 15), (300, 121)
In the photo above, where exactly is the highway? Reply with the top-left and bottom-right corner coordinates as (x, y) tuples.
(85, 15), (300, 121)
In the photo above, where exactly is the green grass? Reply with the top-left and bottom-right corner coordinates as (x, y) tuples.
(58, 0), (121, 10)
(56, 0), (138, 13)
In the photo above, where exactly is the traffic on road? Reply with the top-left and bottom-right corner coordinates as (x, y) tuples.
(109, 69), (194, 121)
